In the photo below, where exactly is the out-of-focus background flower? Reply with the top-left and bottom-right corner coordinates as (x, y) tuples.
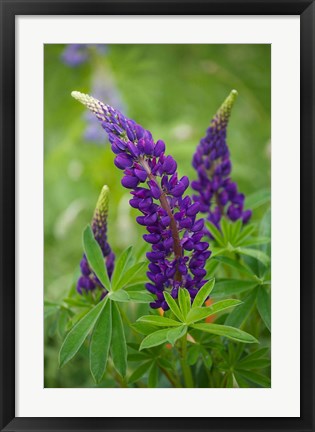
(44, 44), (271, 387)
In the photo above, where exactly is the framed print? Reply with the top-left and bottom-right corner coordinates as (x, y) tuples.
(0, 1), (314, 431)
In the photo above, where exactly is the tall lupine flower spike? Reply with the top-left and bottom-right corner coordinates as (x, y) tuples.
(77, 185), (115, 295)
(72, 91), (210, 310)
(191, 90), (252, 229)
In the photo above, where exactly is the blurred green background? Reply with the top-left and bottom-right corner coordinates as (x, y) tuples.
(44, 44), (271, 387)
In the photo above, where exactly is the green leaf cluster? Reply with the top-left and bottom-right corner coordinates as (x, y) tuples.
(136, 279), (258, 351)
(58, 225), (153, 383)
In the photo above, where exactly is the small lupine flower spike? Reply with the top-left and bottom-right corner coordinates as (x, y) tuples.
(72, 91), (210, 310)
(191, 90), (252, 229)
(77, 185), (115, 295)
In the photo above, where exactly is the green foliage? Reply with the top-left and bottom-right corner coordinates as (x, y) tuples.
(137, 284), (257, 351)
(206, 218), (270, 266)
(45, 44), (271, 388)
(192, 278), (215, 308)
(111, 302), (128, 377)
(111, 246), (133, 290)
(191, 323), (257, 344)
(90, 299), (112, 383)
(59, 298), (107, 368)
(83, 225), (111, 291)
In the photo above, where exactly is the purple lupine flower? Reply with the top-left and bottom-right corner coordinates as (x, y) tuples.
(61, 44), (108, 67)
(191, 90), (252, 229)
(77, 185), (115, 295)
(72, 91), (211, 310)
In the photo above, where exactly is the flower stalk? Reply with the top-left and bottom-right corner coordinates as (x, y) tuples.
(72, 91), (210, 310)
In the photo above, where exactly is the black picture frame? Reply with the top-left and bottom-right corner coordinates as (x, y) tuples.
(1, 0), (314, 431)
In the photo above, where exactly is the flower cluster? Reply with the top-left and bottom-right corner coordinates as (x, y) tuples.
(72, 91), (210, 310)
(77, 185), (115, 294)
(61, 44), (108, 67)
(191, 90), (252, 228)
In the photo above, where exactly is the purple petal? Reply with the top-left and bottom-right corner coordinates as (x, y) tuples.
(186, 203), (200, 216)
(121, 175), (139, 189)
(114, 154), (133, 169)
(154, 140), (166, 156)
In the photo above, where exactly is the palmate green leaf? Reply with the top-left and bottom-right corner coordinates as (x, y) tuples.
(163, 292), (185, 322)
(187, 344), (201, 366)
(225, 289), (257, 328)
(59, 298), (107, 368)
(83, 225), (111, 291)
(210, 247), (227, 257)
(204, 259), (219, 277)
(138, 315), (181, 327)
(229, 219), (242, 244)
(45, 305), (59, 319)
(129, 361), (152, 383)
(48, 312), (59, 337)
(90, 299), (112, 383)
(240, 237), (270, 247)
(178, 288), (191, 318)
(63, 297), (91, 308)
(220, 218), (232, 243)
(108, 290), (130, 302)
(211, 279), (258, 298)
(191, 323), (258, 344)
(214, 256), (255, 278)
(237, 358), (271, 370)
(192, 278), (215, 309)
(246, 189), (271, 210)
(167, 325), (187, 345)
(124, 283), (148, 292)
(240, 347), (269, 363)
(127, 291), (154, 303)
(236, 369), (271, 387)
(139, 328), (170, 350)
(115, 261), (147, 291)
(158, 357), (174, 371)
(111, 246), (133, 291)
(200, 346), (213, 369)
(111, 302), (127, 377)
(44, 300), (60, 307)
(128, 353), (148, 362)
(187, 299), (242, 324)
(257, 287), (271, 331)
(236, 247), (270, 267)
(148, 363), (159, 388)
(131, 322), (160, 335)
(134, 241), (150, 262)
(234, 372), (251, 388)
(206, 222), (225, 246)
(58, 309), (70, 337)
(234, 224), (256, 246)
(66, 308), (91, 330)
